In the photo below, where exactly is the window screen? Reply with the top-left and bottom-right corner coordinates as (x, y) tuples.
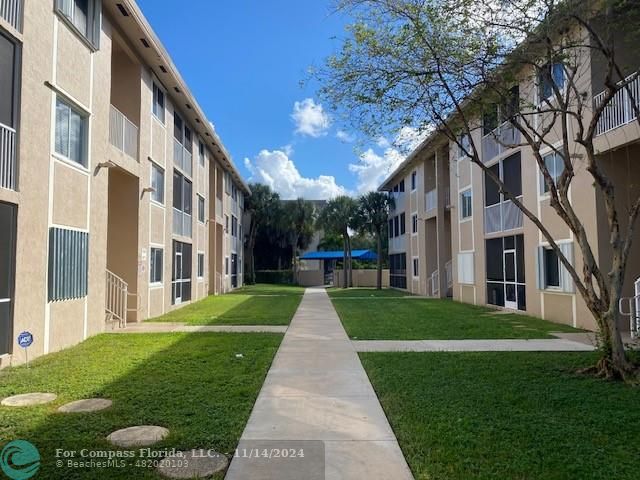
(48, 227), (89, 301)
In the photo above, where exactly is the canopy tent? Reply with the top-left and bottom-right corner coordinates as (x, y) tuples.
(300, 249), (378, 261)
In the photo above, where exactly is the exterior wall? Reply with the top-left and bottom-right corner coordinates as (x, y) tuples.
(333, 269), (390, 288)
(0, 1), (247, 368)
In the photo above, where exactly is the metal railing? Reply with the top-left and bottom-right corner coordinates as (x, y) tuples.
(594, 72), (640, 136)
(425, 188), (437, 212)
(484, 197), (523, 234)
(430, 269), (440, 297)
(0, 0), (23, 32)
(173, 139), (193, 177)
(0, 122), (16, 191)
(106, 269), (128, 328)
(389, 235), (406, 253)
(172, 208), (192, 238)
(481, 122), (520, 163)
(109, 105), (138, 160)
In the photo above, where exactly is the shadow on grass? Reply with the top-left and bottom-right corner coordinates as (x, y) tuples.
(0, 331), (282, 479)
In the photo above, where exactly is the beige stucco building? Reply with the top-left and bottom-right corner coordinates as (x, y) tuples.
(0, 0), (248, 367)
(378, 24), (640, 332)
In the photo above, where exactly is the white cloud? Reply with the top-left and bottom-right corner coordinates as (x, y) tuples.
(291, 98), (331, 137)
(336, 130), (355, 143)
(245, 149), (348, 200)
(348, 126), (433, 194)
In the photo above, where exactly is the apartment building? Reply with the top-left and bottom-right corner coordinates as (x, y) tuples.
(0, 0), (248, 367)
(379, 136), (452, 297)
(378, 22), (640, 332)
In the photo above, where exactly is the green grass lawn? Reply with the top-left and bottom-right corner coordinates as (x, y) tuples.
(0, 332), (281, 479)
(330, 290), (581, 339)
(361, 352), (640, 480)
(149, 283), (304, 325)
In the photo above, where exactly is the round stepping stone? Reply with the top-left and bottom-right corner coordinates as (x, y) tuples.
(1, 393), (57, 407)
(58, 398), (112, 413)
(156, 450), (228, 478)
(107, 426), (169, 447)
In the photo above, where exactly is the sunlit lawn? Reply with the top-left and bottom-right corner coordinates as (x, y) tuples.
(329, 288), (582, 339)
(0, 332), (282, 479)
(149, 283), (304, 325)
(362, 351), (640, 480)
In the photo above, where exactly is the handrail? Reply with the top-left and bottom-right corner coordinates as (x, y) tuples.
(106, 269), (128, 328)
(0, 121), (17, 191)
(594, 71), (640, 136)
(618, 293), (640, 339)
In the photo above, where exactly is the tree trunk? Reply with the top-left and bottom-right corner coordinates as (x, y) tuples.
(247, 230), (256, 285)
(347, 234), (353, 287)
(376, 229), (382, 290)
(342, 235), (348, 288)
(291, 240), (297, 283)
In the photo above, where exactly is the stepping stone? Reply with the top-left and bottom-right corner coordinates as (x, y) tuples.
(157, 450), (228, 478)
(58, 398), (112, 413)
(107, 426), (169, 447)
(1, 393), (57, 407)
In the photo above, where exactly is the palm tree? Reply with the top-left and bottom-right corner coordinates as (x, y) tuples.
(282, 199), (317, 279)
(356, 192), (395, 289)
(245, 183), (280, 284)
(318, 196), (358, 288)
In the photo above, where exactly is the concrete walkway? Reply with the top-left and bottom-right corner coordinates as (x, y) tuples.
(226, 287), (413, 480)
(353, 338), (596, 352)
(110, 323), (287, 333)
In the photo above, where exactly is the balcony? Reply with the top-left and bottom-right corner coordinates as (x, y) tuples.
(0, 0), (23, 32)
(0, 122), (16, 191)
(484, 198), (523, 234)
(389, 235), (406, 253)
(425, 188), (437, 212)
(172, 209), (192, 238)
(173, 139), (193, 177)
(215, 199), (222, 219)
(482, 122), (520, 163)
(594, 72), (640, 136)
(389, 191), (405, 212)
(109, 105), (138, 160)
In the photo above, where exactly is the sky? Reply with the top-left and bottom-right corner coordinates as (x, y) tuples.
(137, 0), (425, 199)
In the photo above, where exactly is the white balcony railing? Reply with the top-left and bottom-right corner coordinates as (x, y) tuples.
(430, 269), (440, 297)
(0, 122), (16, 191)
(109, 105), (138, 160)
(594, 72), (640, 136)
(425, 188), (437, 212)
(484, 197), (523, 234)
(172, 208), (192, 238)
(0, 0), (23, 32)
(389, 235), (406, 253)
(173, 139), (193, 177)
(481, 122), (520, 163)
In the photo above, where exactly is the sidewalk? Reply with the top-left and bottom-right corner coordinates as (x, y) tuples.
(225, 287), (414, 480)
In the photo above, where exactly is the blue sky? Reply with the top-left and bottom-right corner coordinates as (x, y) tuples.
(138, 0), (422, 198)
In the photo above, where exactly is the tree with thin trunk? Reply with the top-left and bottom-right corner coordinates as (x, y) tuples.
(245, 183), (280, 284)
(317, 0), (640, 381)
(356, 192), (395, 289)
(318, 196), (358, 288)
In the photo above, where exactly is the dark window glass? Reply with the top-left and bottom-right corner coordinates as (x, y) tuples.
(184, 127), (193, 152)
(487, 282), (505, 307)
(484, 164), (501, 206)
(394, 216), (399, 237)
(517, 285), (527, 311)
(388, 219), (394, 238)
(173, 171), (182, 210)
(183, 180), (192, 215)
(545, 248), (560, 287)
(504, 236), (515, 250)
(174, 113), (183, 142)
(483, 105), (499, 135)
(505, 252), (516, 282)
(516, 235), (525, 283)
(411, 171), (416, 190)
(399, 180), (405, 192)
(400, 213), (406, 235)
(0, 33), (16, 127)
(539, 62), (565, 100)
(486, 238), (504, 281)
(503, 152), (522, 196)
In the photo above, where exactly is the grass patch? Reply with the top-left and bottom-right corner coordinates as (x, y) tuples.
(0, 332), (281, 479)
(149, 283), (303, 325)
(361, 351), (640, 480)
(327, 287), (410, 298)
(331, 292), (581, 339)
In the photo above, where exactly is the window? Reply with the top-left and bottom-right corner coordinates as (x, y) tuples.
(48, 227), (89, 301)
(389, 253), (407, 289)
(151, 162), (164, 204)
(400, 213), (406, 235)
(173, 171), (192, 215)
(0, 32), (17, 129)
(174, 113), (183, 143)
(399, 180), (405, 192)
(411, 213), (418, 234)
(486, 235), (526, 310)
(393, 216), (399, 237)
(225, 215), (229, 233)
(460, 189), (472, 219)
(171, 241), (192, 304)
(388, 218), (394, 238)
(55, 0), (101, 48)
(232, 184), (238, 202)
(483, 104), (499, 135)
(231, 216), (238, 237)
(411, 171), (417, 191)
(544, 248), (560, 288)
(538, 62), (564, 101)
(55, 97), (87, 167)
(197, 194), (205, 223)
(184, 126), (192, 152)
(152, 83), (165, 123)
(457, 252), (474, 284)
(197, 253), (204, 278)
(199, 140), (205, 167)
(540, 151), (565, 194)
(150, 248), (163, 284)
(412, 257), (419, 277)
(458, 133), (471, 158)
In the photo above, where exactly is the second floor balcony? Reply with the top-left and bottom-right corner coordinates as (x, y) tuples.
(0, 122), (16, 191)
(594, 71), (640, 136)
(109, 105), (139, 161)
(482, 122), (520, 164)
(173, 139), (193, 177)
(172, 208), (192, 238)
(484, 197), (523, 234)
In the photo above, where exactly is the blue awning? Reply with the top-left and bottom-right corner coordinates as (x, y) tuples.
(300, 249), (378, 261)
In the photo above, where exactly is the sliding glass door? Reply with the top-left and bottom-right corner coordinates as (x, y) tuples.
(0, 202), (17, 355)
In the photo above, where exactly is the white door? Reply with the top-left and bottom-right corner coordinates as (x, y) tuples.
(504, 250), (518, 309)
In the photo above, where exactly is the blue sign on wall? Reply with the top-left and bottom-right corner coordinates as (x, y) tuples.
(17, 331), (33, 349)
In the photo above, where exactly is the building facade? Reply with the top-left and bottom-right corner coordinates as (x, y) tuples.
(0, 0), (248, 368)
(378, 25), (640, 332)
